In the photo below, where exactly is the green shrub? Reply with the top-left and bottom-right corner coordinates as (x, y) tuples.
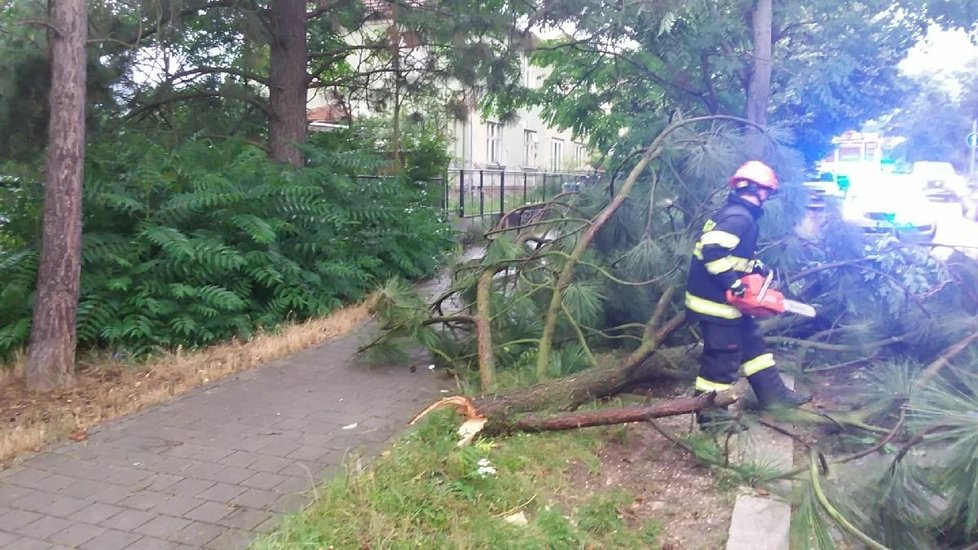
(0, 136), (452, 358)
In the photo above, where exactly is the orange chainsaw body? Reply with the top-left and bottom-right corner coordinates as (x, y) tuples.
(725, 273), (815, 318)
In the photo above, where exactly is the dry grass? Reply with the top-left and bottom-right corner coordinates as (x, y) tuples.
(0, 302), (370, 465)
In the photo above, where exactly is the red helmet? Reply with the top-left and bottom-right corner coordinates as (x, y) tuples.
(728, 160), (779, 193)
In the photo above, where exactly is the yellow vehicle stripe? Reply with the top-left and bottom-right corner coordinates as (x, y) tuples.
(742, 353), (775, 376)
(695, 376), (733, 392)
(685, 292), (742, 320)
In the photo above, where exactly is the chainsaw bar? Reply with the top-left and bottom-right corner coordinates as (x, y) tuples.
(783, 299), (816, 318)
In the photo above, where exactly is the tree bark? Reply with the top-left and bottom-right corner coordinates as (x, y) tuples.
(473, 346), (698, 418)
(746, 0), (773, 126)
(483, 392), (737, 434)
(268, 0), (308, 167)
(26, 0), (87, 392)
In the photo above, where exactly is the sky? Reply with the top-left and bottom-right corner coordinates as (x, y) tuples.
(900, 26), (978, 98)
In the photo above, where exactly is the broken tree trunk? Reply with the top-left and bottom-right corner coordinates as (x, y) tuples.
(472, 345), (699, 418)
(482, 392), (738, 435)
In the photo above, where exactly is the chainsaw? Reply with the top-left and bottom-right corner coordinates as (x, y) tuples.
(725, 272), (816, 318)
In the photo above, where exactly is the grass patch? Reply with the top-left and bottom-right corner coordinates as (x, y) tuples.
(252, 412), (664, 549)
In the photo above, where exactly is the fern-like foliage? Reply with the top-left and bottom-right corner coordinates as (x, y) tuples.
(0, 135), (452, 359)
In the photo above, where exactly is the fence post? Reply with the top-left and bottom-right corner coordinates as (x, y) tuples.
(458, 170), (465, 217)
(479, 170), (485, 218)
(523, 172), (528, 204)
(542, 173), (547, 200)
(500, 171), (506, 214)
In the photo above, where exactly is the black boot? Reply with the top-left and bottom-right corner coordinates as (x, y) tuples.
(747, 369), (812, 410)
(694, 391), (746, 433)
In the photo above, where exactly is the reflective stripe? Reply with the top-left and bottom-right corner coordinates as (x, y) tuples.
(700, 230), (740, 249)
(701, 254), (754, 274)
(705, 257), (736, 274)
(742, 353), (776, 376)
(695, 376), (733, 392)
(685, 292), (742, 320)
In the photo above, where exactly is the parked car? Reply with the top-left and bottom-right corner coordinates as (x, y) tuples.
(841, 175), (936, 241)
(910, 161), (968, 202)
(961, 183), (978, 221)
(802, 172), (848, 209)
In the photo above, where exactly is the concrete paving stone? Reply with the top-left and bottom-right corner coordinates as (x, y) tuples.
(216, 506), (270, 531)
(102, 465), (153, 487)
(51, 460), (114, 483)
(240, 471), (288, 491)
(246, 455), (293, 474)
(217, 451), (256, 469)
(165, 444), (233, 464)
(0, 529), (22, 546)
(133, 515), (193, 538)
(272, 474), (314, 496)
(42, 495), (92, 518)
(284, 444), (330, 462)
(183, 501), (233, 523)
(180, 461), (227, 481)
(0, 483), (36, 506)
(197, 482), (246, 503)
(155, 496), (206, 517)
(129, 536), (186, 549)
(26, 472), (78, 494)
(118, 490), (171, 511)
(226, 437), (268, 453)
(78, 528), (143, 550)
(166, 477), (217, 498)
(140, 474), (185, 493)
(6, 536), (53, 550)
(89, 484), (135, 505)
(67, 502), (124, 525)
(1, 467), (53, 488)
(21, 453), (70, 473)
(253, 516), (280, 534)
(204, 527), (252, 550)
(52, 478), (108, 500)
(254, 438), (303, 459)
(167, 520), (225, 546)
(99, 508), (155, 531)
(152, 457), (200, 477)
(270, 492), (308, 514)
(9, 490), (61, 513)
(227, 488), (277, 511)
(14, 515), (75, 540)
(47, 521), (107, 547)
(196, 465), (254, 485)
(0, 508), (43, 532)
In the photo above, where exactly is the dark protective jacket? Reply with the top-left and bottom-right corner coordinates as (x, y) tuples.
(685, 194), (763, 324)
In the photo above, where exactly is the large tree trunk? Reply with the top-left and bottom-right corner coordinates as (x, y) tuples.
(746, 0), (773, 126)
(483, 392), (737, 435)
(268, 0), (308, 167)
(26, 0), (87, 392)
(473, 346), (698, 418)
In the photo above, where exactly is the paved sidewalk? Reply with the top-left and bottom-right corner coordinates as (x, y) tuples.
(0, 325), (452, 549)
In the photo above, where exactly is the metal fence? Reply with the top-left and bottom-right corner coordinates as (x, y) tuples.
(357, 169), (603, 219)
(447, 169), (601, 218)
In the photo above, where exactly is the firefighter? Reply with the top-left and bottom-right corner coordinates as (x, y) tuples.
(685, 160), (812, 430)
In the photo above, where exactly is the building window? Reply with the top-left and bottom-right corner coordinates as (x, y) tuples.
(574, 143), (587, 168)
(524, 130), (538, 167)
(551, 138), (564, 172)
(487, 122), (502, 165)
(521, 56), (533, 88)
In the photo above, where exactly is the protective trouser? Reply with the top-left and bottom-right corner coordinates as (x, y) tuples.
(693, 318), (789, 406)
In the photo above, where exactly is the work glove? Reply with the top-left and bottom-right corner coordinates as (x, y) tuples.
(753, 260), (772, 278)
(728, 278), (747, 298)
